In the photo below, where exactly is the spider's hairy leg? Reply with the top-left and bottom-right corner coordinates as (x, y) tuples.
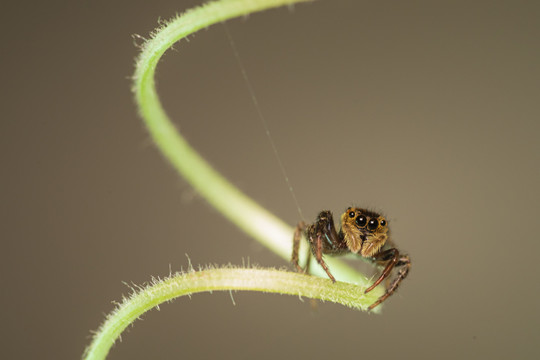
(365, 248), (399, 294)
(313, 234), (336, 283)
(368, 254), (411, 310)
(291, 221), (306, 273)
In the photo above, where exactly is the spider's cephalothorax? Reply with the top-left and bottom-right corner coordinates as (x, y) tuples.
(291, 207), (411, 310)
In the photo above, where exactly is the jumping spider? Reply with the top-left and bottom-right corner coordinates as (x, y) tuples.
(292, 207), (411, 310)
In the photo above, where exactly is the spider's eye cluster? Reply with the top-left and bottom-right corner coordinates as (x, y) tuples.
(355, 215), (367, 227)
(348, 209), (388, 231)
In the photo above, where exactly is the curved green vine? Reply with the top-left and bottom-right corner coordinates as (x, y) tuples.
(83, 267), (381, 360)
(133, 0), (374, 287)
(83, 1), (384, 359)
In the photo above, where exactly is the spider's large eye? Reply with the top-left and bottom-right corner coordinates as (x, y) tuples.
(355, 215), (367, 227)
(348, 211), (355, 218)
(367, 219), (379, 231)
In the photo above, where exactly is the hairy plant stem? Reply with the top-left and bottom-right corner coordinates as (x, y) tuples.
(84, 268), (381, 360)
(84, 0), (384, 359)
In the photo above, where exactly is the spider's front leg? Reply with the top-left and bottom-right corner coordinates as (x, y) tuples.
(292, 211), (344, 282)
(309, 232), (336, 282)
(367, 250), (411, 310)
(365, 248), (399, 293)
(306, 210), (345, 283)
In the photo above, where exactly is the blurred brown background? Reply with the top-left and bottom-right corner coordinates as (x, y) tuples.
(2, 0), (539, 359)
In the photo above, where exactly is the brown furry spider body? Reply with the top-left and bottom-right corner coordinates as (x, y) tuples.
(292, 207), (411, 310)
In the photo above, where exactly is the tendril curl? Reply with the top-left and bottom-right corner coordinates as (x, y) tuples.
(83, 1), (383, 359)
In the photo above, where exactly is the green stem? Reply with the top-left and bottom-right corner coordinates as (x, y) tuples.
(84, 1), (385, 359)
(134, 0), (373, 286)
(83, 268), (381, 360)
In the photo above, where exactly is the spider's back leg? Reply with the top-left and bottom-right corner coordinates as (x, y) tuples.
(291, 221), (306, 273)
